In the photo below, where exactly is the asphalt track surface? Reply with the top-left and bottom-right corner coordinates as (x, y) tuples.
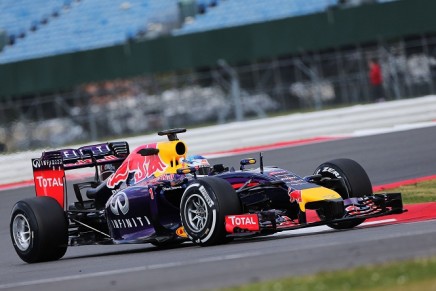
(1, 126), (436, 291)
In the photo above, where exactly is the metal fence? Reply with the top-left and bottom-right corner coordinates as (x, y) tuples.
(1, 33), (436, 152)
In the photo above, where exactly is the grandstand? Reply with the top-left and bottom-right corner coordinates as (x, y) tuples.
(2, 0), (433, 153)
(0, 0), (65, 36)
(0, 0), (397, 64)
(174, 0), (338, 35)
(0, 0), (179, 64)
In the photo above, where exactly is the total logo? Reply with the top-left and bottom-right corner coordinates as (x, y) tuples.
(109, 192), (129, 215)
(227, 215), (258, 225)
(225, 214), (260, 232)
(35, 176), (64, 187)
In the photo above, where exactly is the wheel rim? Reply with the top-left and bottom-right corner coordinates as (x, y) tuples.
(185, 193), (209, 233)
(12, 214), (31, 251)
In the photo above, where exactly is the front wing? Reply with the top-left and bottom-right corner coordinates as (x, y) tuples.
(225, 193), (404, 236)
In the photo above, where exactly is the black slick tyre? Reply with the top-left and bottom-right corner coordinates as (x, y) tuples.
(10, 196), (68, 263)
(180, 177), (241, 246)
(314, 158), (373, 229)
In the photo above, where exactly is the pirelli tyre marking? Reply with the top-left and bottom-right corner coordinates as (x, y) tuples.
(183, 183), (218, 243)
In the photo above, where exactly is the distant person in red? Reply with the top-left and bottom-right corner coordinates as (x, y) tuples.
(368, 58), (384, 102)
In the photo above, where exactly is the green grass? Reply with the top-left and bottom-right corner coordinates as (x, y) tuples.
(219, 257), (436, 291)
(217, 180), (436, 291)
(388, 179), (436, 204)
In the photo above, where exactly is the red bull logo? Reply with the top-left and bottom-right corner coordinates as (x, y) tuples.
(107, 143), (167, 189)
(289, 189), (302, 203)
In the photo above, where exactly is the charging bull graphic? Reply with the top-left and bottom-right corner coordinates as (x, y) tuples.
(107, 143), (167, 189)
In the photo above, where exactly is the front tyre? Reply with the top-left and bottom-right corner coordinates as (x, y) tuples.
(314, 158), (373, 230)
(10, 197), (68, 263)
(180, 177), (241, 246)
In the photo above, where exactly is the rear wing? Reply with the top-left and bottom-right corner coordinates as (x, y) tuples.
(39, 141), (129, 170)
(31, 142), (129, 208)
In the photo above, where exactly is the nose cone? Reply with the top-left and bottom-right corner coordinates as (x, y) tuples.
(299, 187), (342, 212)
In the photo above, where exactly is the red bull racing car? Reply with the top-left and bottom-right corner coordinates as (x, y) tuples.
(10, 128), (404, 263)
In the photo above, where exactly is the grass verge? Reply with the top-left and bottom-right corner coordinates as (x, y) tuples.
(388, 179), (436, 204)
(220, 257), (436, 291)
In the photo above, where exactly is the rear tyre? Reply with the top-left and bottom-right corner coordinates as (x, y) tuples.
(180, 177), (241, 246)
(10, 197), (68, 263)
(314, 158), (372, 229)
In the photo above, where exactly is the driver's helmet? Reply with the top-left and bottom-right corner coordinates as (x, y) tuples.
(183, 155), (211, 175)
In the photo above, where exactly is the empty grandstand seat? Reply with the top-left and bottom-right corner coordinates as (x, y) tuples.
(0, 0), (178, 64)
(0, 0), (400, 64)
(173, 0), (339, 35)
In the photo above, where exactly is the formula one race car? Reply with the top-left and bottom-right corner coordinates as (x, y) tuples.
(10, 128), (404, 263)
